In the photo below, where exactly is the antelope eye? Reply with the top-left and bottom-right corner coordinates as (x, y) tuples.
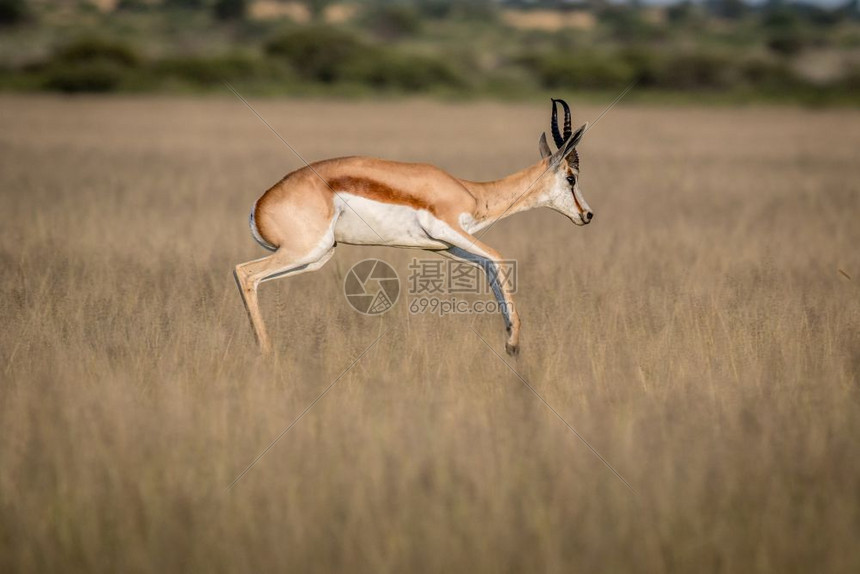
(566, 175), (576, 186)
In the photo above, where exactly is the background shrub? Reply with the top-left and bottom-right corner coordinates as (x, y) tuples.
(763, 8), (809, 56)
(52, 36), (140, 68)
(417, 0), (496, 21)
(364, 4), (422, 40)
(156, 53), (273, 87)
(0, 0), (28, 26)
(656, 51), (735, 90)
(43, 60), (129, 93)
(620, 48), (665, 87)
(767, 29), (807, 57)
(1, 0), (857, 102)
(739, 56), (797, 89)
(265, 26), (370, 83)
(528, 51), (635, 89)
(599, 6), (662, 43)
(42, 36), (140, 93)
(213, 0), (247, 21)
(343, 50), (465, 91)
(116, 0), (152, 12)
(163, 0), (206, 8)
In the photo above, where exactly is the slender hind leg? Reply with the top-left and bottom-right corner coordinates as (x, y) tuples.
(234, 244), (335, 354)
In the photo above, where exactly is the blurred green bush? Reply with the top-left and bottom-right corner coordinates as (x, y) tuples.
(42, 36), (140, 92)
(51, 36), (140, 68)
(156, 53), (277, 87)
(0, 0), (28, 26)
(522, 47), (808, 92)
(764, 9), (810, 56)
(265, 26), (368, 83)
(658, 51), (735, 90)
(265, 25), (463, 91)
(3, 1), (856, 103)
(213, 0), (247, 21)
(343, 50), (466, 91)
(526, 51), (634, 89)
(363, 4), (422, 40)
(417, 0), (496, 21)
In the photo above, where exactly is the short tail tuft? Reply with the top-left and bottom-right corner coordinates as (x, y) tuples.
(249, 201), (278, 251)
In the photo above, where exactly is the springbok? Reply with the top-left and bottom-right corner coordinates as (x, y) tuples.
(234, 99), (592, 356)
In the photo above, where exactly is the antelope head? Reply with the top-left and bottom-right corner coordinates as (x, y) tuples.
(537, 99), (593, 226)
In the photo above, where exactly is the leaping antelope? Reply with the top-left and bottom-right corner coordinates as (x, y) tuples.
(234, 99), (592, 356)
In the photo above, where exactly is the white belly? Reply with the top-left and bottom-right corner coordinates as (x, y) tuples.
(333, 193), (448, 249)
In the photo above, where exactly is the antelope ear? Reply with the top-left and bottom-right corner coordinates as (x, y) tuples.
(568, 122), (587, 150)
(551, 123), (588, 166)
(538, 132), (552, 159)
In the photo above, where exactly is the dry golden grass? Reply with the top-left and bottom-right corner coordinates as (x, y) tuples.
(1, 95), (859, 573)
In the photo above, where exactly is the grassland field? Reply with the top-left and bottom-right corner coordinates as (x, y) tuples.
(1, 95), (860, 572)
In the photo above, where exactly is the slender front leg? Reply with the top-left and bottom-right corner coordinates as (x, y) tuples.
(425, 221), (521, 355)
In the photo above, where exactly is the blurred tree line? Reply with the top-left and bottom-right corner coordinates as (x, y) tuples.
(0, 0), (858, 103)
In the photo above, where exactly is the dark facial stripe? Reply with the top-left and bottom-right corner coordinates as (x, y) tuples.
(568, 174), (583, 214)
(572, 190), (583, 214)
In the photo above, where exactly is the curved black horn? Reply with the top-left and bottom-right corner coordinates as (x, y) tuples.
(550, 98), (573, 147)
(550, 98), (564, 148)
(560, 99), (572, 141)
